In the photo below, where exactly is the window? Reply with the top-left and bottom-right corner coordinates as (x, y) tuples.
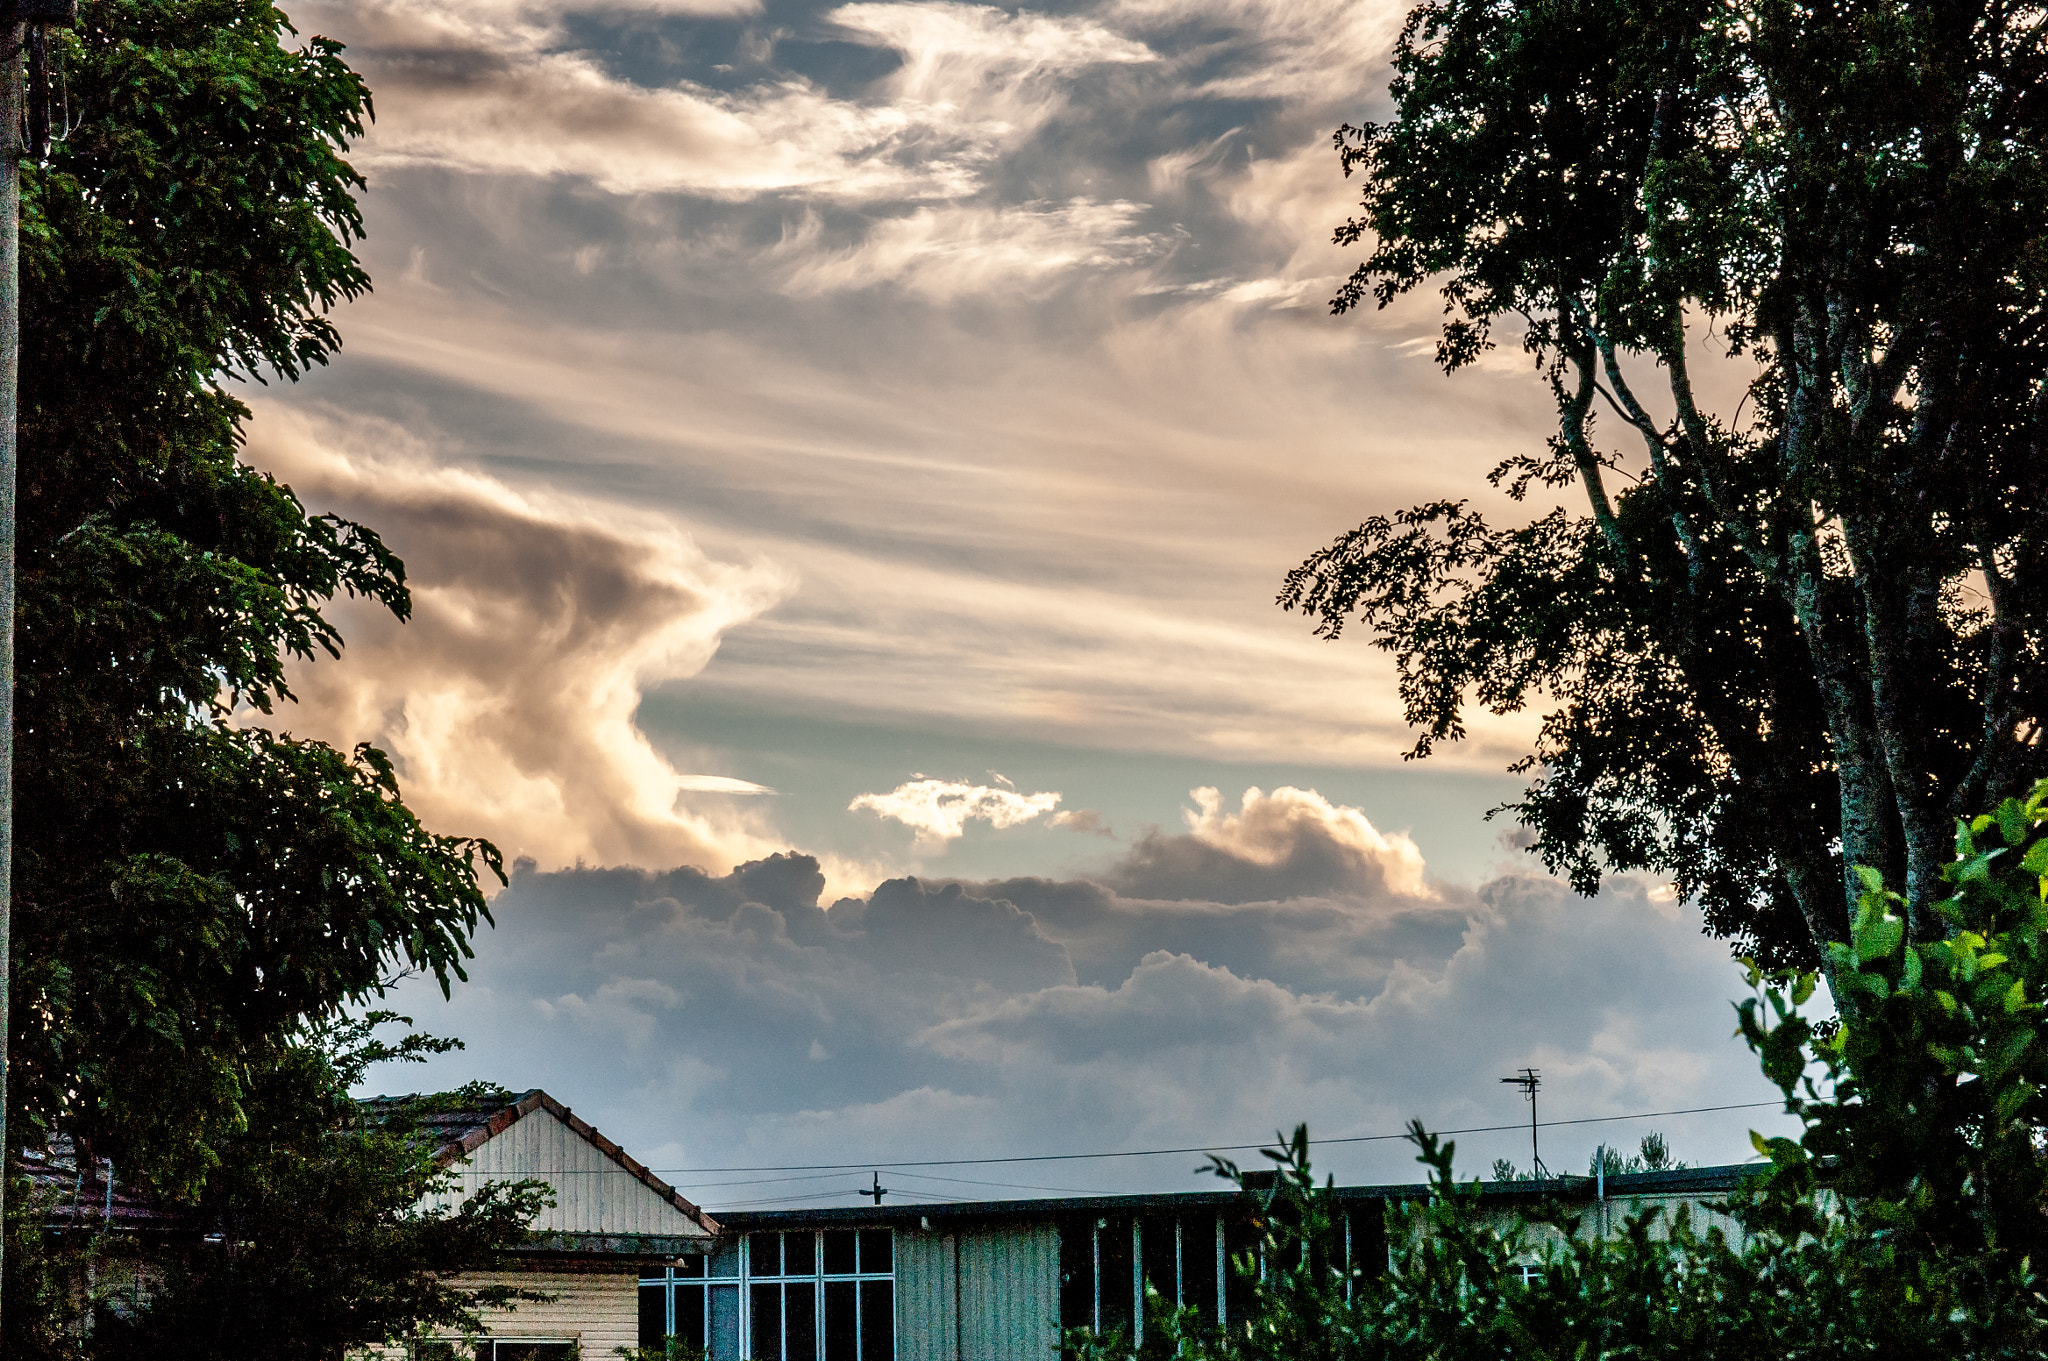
(474, 1342), (578, 1361)
(641, 1231), (894, 1361)
(1059, 1215), (1228, 1348)
(1057, 1205), (1387, 1347)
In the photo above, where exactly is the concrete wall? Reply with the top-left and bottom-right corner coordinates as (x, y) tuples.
(894, 1224), (1059, 1361)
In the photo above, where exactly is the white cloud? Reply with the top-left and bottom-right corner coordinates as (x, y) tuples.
(830, 3), (1157, 116)
(674, 775), (781, 794)
(778, 198), (1170, 298)
(317, 0), (1156, 203)
(849, 777), (1063, 845)
(362, 57), (984, 200)
(1176, 784), (1431, 899)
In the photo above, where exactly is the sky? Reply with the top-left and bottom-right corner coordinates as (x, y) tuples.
(259, 0), (1800, 1209)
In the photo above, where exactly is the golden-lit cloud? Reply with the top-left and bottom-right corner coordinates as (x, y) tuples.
(242, 405), (798, 874)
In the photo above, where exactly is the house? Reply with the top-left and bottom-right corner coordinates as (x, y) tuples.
(401, 1088), (722, 1359)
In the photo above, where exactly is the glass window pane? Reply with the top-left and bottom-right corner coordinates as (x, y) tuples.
(1223, 1217), (1259, 1326)
(784, 1231), (817, 1278)
(856, 1230), (891, 1276)
(1140, 1217), (1176, 1306)
(786, 1281), (817, 1361)
(751, 1234), (781, 1278)
(710, 1284), (742, 1361)
(1181, 1218), (1218, 1325)
(858, 1281), (893, 1361)
(1058, 1220), (1095, 1332)
(710, 1239), (743, 1279)
(1098, 1217), (1133, 1333)
(750, 1284), (782, 1359)
(822, 1230), (857, 1276)
(1347, 1207), (1386, 1280)
(677, 1284), (707, 1352)
(640, 1283), (669, 1350)
(823, 1281), (858, 1361)
(676, 1255), (706, 1279)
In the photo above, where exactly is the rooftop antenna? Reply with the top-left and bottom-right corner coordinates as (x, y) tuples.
(1500, 1068), (1545, 1179)
(861, 1171), (889, 1205)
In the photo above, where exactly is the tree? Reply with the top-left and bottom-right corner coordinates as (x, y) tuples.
(0, 0), (515, 1348)
(1067, 781), (2048, 1361)
(1281, 0), (2048, 971)
(83, 1016), (551, 1361)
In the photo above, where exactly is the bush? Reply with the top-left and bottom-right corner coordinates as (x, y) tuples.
(1072, 781), (2048, 1360)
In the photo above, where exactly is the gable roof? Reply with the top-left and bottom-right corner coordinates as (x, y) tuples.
(367, 1087), (719, 1238)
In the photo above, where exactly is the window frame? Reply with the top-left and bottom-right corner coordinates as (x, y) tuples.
(641, 1229), (895, 1361)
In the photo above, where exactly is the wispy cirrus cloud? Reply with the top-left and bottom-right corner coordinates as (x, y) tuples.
(320, 1), (1158, 202)
(776, 197), (1170, 297)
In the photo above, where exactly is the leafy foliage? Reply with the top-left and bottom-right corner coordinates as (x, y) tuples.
(0, 0), (532, 1352)
(1286, 0), (2048, 969)
(13, 0), (500, 1200)
(1073, 782), (2048, 1359)
(82, 1015), (551, 1361)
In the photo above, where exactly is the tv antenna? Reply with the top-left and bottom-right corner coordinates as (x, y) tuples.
(1500, 1068), (1546, 1179)
(861, 1171), (889, 1205)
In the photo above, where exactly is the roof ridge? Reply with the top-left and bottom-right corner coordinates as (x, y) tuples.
(435, 1088), (720, 1236)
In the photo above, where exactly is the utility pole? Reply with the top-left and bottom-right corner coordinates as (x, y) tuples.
(1500, 1068), (1544, 1179)
(861, 1172), (889, 1205)
(0, 0), (73, 1333)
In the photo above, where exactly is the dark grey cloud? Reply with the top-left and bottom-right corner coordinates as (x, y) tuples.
(371, 786), (1790, 1204)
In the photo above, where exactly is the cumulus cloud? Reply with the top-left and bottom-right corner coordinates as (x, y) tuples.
(242, 404), (800, 874)
(849, 777), (1063, 845)
(371, 786), (1791, 1203)
(1109, 784), (1432, 901)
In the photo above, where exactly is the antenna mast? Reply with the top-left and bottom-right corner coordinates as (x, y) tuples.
(1500, 1068), (1544, 1178)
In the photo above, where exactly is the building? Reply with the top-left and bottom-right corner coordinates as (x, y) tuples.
(404, 1088), (722, 1359)
(30, 1091), (1757, 1361)
(642, 1164), (1755, 1361)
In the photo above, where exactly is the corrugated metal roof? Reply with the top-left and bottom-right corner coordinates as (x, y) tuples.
(713, 1164), (1759, 1228)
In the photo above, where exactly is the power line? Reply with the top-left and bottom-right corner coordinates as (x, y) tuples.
(892, 1169), (1103, 1195)
(649, 1101), (1784, 1176)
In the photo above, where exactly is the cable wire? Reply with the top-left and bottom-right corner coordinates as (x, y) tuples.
(650, 1100), (1783, 1176)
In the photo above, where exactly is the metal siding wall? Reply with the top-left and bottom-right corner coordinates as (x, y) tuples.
(450, 1269), (640, 1355)
(958, 1225), (1059, 1361)
(433, 1109), (705, 1236)
(893, 1230), (959, 1361)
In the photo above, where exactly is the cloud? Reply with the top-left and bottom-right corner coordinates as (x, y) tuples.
(360, 56), (980, 199)
(776, 198), (1170, 298)
(242, 405), (800, 874)
(369, 786), (1792, 1201)
(849, 777), (1063, 845)
(1107, 784), (1432, 902)
(318, 0), (1157, 202)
